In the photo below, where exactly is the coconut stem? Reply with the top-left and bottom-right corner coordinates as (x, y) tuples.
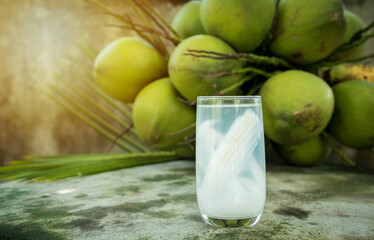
(351, 20), (374, 41)
(179, 142), (195, 151)
(177, 97), (196, 106)
(238, 67), (281, 78)
(126, 0), (168, 56)
(336, 33), (374, 55)
(178, 138), (196, 146)
(184, 130), (196, 141)
(127, 0), (182, 45)
(86, 0), (171, 58)
(184, 49), (293, 68)
(326, 20), (374, 59)
(111, 23), (179, 46)
(247, 82), (265, 95)
(197, 67), (279, 79)
(219, 75), (253, 95)
(139, 0), (180, 38)
(166, 123), (196, 137)
(313, 52), (374, 69)
(129, 0), (172, 44)
(322, 132), (355, 167)
(87, 0), (127, 23)
(125, 14), (169, 58)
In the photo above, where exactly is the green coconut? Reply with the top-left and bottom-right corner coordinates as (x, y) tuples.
(200, 0), (275, 52)
(273, 135), (331, 166)
(334, 10), (367, 60)
(269, 0), (346, 64)
(94, 37), (168, 103)
(133, 78), (196, 158)
(259, 70), (334, 145)
(172, 1), (206, 39)
(169, 35), (242, 101)
(327, 80), (374, 149)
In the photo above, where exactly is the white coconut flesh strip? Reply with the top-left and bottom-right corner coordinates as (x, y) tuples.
(196, 120), (223, 181)
(198, 109), (264, 218)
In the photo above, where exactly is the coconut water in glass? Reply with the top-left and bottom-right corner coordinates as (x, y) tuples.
(196, 96), (266, 228)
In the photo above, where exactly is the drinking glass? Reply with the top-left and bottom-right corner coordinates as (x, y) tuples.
(196, 96), (266, 228)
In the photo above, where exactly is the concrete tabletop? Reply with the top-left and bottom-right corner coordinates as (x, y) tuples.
(0, 160), (373, 240)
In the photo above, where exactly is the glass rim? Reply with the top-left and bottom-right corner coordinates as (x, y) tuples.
(197, 96), (261, 100)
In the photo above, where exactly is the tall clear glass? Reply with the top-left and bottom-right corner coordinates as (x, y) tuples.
(196, 96), (266, 228)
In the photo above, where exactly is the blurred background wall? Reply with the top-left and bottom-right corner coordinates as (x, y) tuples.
(0, 0), (373, 165)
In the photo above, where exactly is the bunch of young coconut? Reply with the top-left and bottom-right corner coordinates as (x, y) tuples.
(93, 0), (374, 167)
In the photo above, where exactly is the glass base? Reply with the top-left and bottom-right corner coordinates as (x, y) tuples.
(202, 214), (261, 228)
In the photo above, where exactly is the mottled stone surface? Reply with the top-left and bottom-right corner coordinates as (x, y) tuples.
(0, 0), (373, 165)
(1, 161), (373, 240)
